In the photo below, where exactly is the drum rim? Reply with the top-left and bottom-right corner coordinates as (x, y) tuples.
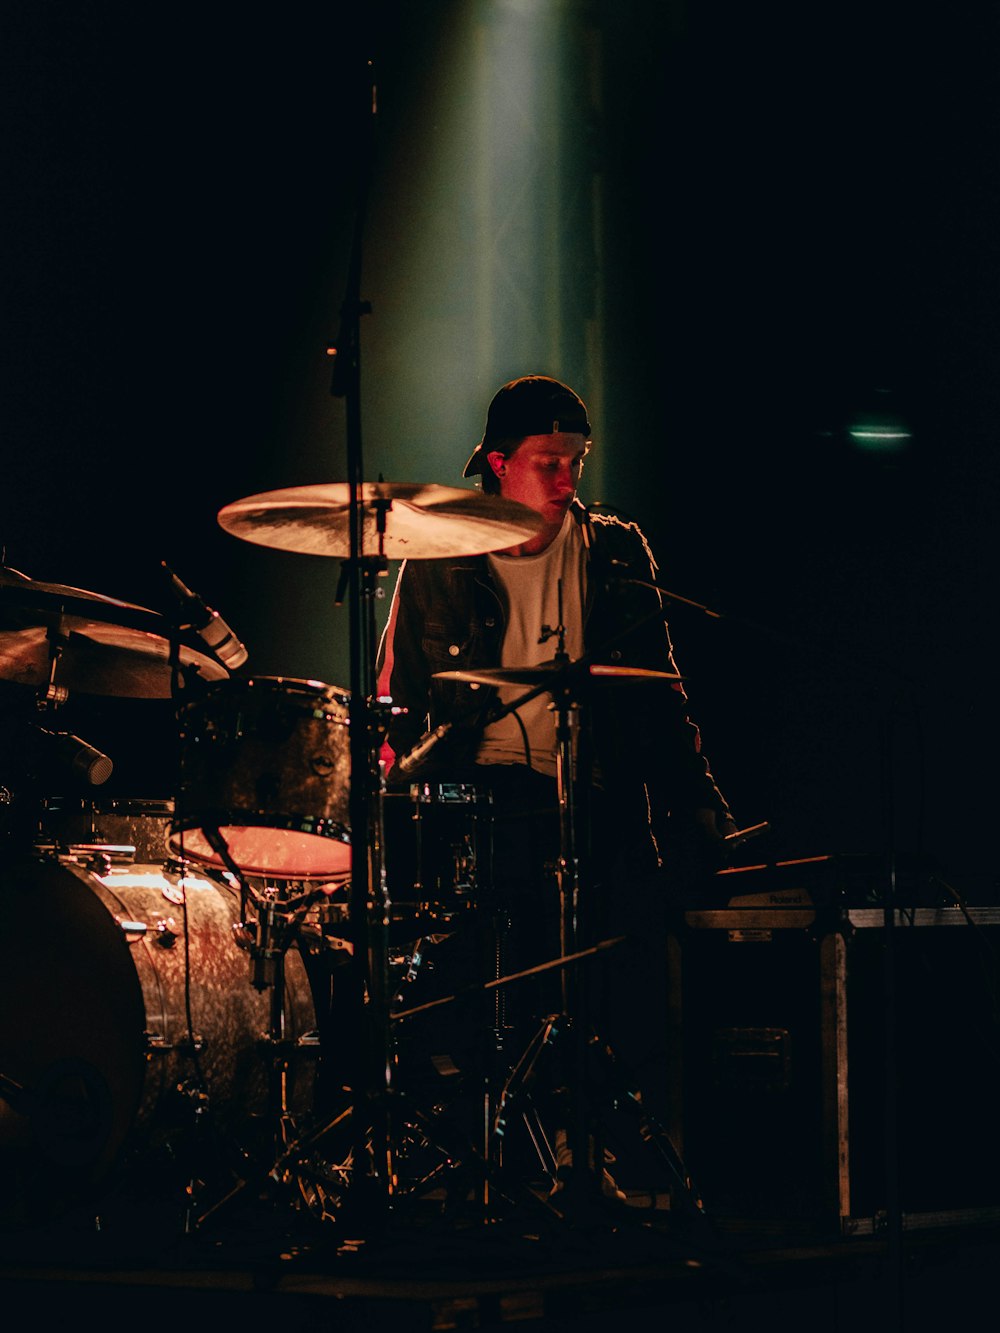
(169, 812), (351, 840)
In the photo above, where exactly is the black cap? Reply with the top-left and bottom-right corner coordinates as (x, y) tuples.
(463, 375), (592, 478)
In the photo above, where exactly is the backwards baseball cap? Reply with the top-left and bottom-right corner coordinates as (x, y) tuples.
(463, 375), (592, 478)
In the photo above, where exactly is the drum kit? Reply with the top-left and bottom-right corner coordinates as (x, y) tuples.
(0, 481), (707, 1246)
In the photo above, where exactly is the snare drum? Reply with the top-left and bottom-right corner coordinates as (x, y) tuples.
(382, 782), (492, 929)
(168, 675), (352, 881)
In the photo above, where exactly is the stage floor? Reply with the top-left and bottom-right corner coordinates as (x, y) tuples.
(3, 1173), (999, 1333)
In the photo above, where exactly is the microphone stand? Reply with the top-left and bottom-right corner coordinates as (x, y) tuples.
(328, 53), (394, 1244)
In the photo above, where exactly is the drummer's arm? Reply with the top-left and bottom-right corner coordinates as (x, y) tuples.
(375, 590), (399, 772)
(375, 560), (428, 771)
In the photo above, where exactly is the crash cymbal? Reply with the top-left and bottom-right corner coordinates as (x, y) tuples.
(0, 567), (230, 699)
(217, 482), (547, 559)
(433, 662), (684, 687)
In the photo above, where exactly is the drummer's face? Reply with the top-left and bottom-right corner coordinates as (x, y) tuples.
(488, 434), (587, 524)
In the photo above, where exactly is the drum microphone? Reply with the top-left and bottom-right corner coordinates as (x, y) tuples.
(161, 562), (249, 670)
(28, 725), (113, 786)
(397, 722), (452, 775)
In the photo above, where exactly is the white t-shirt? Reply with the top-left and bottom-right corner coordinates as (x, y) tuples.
(476, 513), (587, 778)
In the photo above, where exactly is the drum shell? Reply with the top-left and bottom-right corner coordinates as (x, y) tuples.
(35, 795), (175, 864)
(382, 783), (492, 928)
(297, 784), (493, 950)
(169, 675), (352, 880)
(0, 852), (316, 1225)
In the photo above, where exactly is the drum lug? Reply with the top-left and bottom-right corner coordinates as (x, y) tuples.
(114, 916), (179, 947)
(116, 917), (148, 940)
(154, 920), (178, 948)
(232, 920), (256, 951)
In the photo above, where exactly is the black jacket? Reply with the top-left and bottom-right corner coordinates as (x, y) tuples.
(377, 500), (731, 859)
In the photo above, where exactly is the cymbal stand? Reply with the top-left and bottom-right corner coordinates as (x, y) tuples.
(520, 655), (600, 1206)
(327, 49), (396, 1243)
(482, 660), (707, 1225)
(388, 934), (632, 1207)
(478, 578), (602, 1210)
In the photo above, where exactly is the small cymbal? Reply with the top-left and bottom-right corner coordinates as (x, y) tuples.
(433, 662), (684, 688)
(217, 482), (547, 559)
(0, 567), (229, 699)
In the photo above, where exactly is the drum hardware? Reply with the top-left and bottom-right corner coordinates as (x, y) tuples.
(151, 822), (353, 1234)
(33, 841), (136, 872)
(491, 1019), (709, 1226)
(212, 74), (556, 1234)
(0, 565), (230, 700)
(391, 935), (436, 1000)
(385, 935), (629, 1222)
(181, 818), (312, 992)
(429, 598), (709, 1226)
(235, 875), (338, 994)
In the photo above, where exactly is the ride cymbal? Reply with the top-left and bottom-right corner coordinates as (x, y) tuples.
(217, 482), (547, 559)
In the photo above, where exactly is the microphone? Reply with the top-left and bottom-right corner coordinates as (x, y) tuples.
(397, 722), (452, 776)
(161, 562), (248, 669)
(29, 725), (113, 786)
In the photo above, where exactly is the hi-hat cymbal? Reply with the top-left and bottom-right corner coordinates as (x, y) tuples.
(433, 662), (684, 688)
(217, 482), (547, 559)
(0, 567), (230, 699)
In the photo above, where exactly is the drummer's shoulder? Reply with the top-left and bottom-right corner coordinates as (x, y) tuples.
(585, 509), (658, 570)
(584, 507), (649, 540)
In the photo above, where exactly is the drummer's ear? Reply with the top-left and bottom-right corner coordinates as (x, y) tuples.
(486, 451), (506, 479)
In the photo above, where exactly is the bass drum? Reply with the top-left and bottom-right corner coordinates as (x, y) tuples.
(0, 852), (317, 1228)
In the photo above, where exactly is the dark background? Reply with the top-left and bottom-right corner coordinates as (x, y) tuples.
(2, 2), (998, 900)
